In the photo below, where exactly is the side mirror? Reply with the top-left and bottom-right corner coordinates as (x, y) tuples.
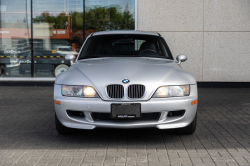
(176, 54), (187, 65)
(65, 54), (76, 66)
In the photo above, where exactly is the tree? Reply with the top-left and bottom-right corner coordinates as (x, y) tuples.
(33, 4), (135, 31)
(85, 5), (135, 31)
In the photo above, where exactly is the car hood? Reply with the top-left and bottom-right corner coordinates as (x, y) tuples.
(55, 57), (196, 100)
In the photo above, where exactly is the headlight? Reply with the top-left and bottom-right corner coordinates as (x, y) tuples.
(62, 85), (99, 98)
(83, 86), (97, 97)
(153, 85), (190, 98)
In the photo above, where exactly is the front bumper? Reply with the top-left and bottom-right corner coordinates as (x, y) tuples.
(54, 84), (198, 130)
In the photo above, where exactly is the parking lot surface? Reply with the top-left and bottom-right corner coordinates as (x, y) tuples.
(0, 86), (250, 166)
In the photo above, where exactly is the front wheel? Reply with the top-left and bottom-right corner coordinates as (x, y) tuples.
(178, 114), (197, 134)
(55, 113), (72, 134)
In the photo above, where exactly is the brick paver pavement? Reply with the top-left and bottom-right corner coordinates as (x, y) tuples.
(0, 86), (250, 166)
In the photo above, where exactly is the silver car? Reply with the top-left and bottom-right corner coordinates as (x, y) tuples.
(54, 30), (198, 134)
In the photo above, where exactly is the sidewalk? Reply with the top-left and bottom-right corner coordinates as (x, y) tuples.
(0, 86), (249, 166)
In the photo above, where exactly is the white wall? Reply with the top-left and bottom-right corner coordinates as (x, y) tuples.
(138, 0), (250, 82)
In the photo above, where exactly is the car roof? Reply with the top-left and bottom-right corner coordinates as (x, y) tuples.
(91, 30), (160, 37)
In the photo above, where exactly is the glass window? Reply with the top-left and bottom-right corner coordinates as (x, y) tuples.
(0, 0), (136, 77)
(32, 0), (84, 77)
(0, 0), (31, 77)
(85, 0), (135, 38)
(79, 35), (173, 60)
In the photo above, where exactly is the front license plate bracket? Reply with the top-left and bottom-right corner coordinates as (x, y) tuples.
(111, 103), (141, 119)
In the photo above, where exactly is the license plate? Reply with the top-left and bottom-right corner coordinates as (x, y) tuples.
(111, 103), (141, 119)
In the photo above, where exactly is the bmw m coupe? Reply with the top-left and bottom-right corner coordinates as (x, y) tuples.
(54, 30), (198, 134)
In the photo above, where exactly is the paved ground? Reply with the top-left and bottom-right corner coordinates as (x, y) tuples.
(0, 86), (250, 166)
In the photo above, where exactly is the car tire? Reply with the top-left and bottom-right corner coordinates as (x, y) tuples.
(55, 113), (72, 134)
(178, 114), (197, 135)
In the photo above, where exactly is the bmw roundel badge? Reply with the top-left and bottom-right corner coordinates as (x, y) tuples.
(122, 79), (130, 84)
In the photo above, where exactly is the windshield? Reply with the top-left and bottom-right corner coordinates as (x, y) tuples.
(78, 34), (173, 60)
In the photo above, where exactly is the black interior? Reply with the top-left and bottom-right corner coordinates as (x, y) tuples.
(79, 34), (173, 60)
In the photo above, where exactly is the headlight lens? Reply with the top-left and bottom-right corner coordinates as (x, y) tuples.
(62, 85), (99, 98)
(153, 85), (190, 98)
(83, 86), (96, 97)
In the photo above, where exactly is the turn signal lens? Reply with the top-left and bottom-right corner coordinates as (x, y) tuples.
(83, 86), (96, 97)
(62, 85), (82, 96)
(54, 100), (61, 105)
(191, 100), (198, 105)
(181, 85), (190, 96)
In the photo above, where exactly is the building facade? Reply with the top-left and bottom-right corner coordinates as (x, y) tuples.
(0, 0), (135, 78)
(0, 0), (250, 82)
